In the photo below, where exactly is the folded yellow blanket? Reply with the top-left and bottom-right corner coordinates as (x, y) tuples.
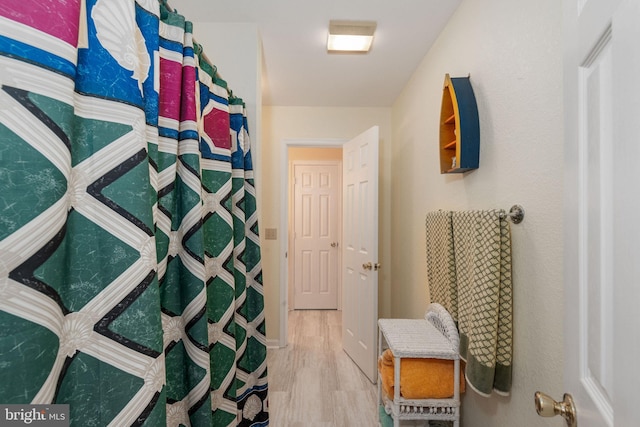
(378, 349), (465, 399)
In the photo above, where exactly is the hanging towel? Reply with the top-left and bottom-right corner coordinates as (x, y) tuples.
(425, 211), (457, 320)
(452, 210), (513, 396)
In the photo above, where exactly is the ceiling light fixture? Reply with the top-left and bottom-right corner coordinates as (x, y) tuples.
(327, 20), (377, 53)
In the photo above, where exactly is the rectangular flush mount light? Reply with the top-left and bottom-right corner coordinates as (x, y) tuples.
(327, 20), (376, 53)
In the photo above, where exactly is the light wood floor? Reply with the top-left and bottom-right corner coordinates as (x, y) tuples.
(267, 310), (379, 426)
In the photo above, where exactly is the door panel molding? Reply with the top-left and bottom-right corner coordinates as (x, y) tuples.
(292, 161), (341, 309)
(563, 0), (640, 425)
(342, 126), (379, 383)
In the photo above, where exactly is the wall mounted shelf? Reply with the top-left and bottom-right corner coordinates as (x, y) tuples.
(439, 74), (480, 174)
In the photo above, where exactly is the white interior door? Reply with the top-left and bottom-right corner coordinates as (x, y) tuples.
(292, 161), (341, 309)
(564, 0), (640, 425)
(342, 126), (379, 383)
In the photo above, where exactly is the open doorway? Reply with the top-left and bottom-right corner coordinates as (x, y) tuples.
(277, 127), (380, 382)
(288, 149), (343, 310)
(278, 140), (345, 347)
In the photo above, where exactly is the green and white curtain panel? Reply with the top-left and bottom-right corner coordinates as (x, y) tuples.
(0, 1), (268, 425)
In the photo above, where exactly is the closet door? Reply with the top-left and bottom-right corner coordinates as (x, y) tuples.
(292, 161), (341, 310)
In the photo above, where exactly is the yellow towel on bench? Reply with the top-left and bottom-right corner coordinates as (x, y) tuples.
(378, 349), (465, 399)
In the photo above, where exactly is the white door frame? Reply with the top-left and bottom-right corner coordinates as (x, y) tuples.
(278, 138), (346, 347)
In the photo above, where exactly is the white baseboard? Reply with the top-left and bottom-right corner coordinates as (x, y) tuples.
(267, 339), (281, 349)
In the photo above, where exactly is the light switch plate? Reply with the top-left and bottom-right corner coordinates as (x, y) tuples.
(264, 228), (277, 240)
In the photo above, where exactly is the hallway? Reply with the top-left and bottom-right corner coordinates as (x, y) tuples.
(267, 310), (379, 426)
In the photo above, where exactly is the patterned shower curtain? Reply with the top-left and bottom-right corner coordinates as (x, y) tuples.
(0, 1), (268, 425)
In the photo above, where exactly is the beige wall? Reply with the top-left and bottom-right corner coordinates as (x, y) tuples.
(390, 0), (563, 425)
(260, 107), (393, 343)
(288, 147), (342, 162)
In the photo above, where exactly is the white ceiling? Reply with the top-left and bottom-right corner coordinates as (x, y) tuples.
(170, 0), (461, 107)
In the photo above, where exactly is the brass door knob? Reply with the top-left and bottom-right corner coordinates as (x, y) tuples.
(362, 262), (372, 270)
(534, 391), (576, 427)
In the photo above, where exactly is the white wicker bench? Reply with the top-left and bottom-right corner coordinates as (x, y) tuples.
(377, 303), (460, 427)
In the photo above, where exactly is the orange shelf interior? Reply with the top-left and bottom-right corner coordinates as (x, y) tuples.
(444, 114), (455, 124)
